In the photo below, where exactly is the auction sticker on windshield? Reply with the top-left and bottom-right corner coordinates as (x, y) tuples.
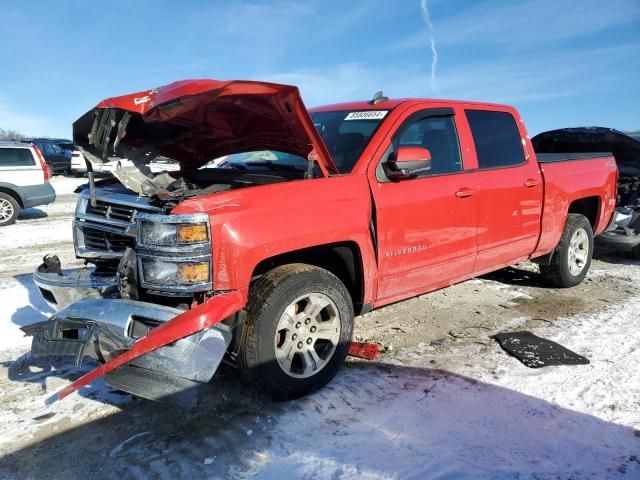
(344, 111), (388, 121)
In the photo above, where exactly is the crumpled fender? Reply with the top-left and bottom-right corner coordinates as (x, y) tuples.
(53, 289), (248, 402)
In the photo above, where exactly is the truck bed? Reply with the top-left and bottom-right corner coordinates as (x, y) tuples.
(532, 153), (617, 258)
(536, 152), (613, 163)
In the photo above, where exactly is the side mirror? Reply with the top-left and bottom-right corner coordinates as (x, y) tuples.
(385, 146), (432, 180)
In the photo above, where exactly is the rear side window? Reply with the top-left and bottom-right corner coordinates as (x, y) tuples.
(0, 148), (35, 167)
(44, 143), (64, 155)
(466, 110), (524, 169)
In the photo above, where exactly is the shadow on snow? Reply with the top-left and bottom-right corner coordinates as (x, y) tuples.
(1, 358), (639, 479)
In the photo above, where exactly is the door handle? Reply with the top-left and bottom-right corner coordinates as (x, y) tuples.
(455, 188), (477, 198)
(524, 179), (540, 188)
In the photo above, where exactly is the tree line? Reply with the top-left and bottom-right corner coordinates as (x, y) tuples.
(0, 127), (25, 141)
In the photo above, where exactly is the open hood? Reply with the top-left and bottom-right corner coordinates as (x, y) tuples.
(532, 127), (640, 176)
(73, 79), (338, 183)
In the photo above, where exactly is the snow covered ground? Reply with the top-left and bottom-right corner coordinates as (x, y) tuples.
(0, 183), (638, 479)
(48, 175), (88, 196)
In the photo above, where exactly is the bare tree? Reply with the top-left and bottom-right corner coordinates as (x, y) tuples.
(0, 127), (26, 140)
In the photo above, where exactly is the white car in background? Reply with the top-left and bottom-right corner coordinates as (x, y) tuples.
(70, 149), (88, 175)
(0, 141), (55, 225)
(70, 150), (126, 176)
(148, 157), (180, 173)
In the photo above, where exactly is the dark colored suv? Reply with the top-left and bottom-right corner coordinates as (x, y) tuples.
(21, 138), (71, 174)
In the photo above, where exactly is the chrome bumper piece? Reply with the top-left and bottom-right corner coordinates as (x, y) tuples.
(22, 298), (231, 403)
(33, 263), (118, 311)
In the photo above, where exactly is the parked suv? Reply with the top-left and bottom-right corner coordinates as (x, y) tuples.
(21, 138), (70, 174)
(0, 141), (55, 225)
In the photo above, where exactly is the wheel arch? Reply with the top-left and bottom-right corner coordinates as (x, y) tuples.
(567, 196), (600, 230)
(0, 185), (24, 208)
(251, 241), (367, 315)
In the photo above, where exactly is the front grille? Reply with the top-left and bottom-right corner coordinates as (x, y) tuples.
(76, 193), (160, 259)
(86, 200), (137, 223)
(83, 226), (134, 252)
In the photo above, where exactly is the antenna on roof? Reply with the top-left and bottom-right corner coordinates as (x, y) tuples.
(369, 91), (389, 105)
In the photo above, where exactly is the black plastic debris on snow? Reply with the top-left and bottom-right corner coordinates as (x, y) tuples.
(492, 331), (590, 368)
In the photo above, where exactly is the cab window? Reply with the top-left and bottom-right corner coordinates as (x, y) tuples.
(465, 110), (524, 169)
(396, 115), (462, 176)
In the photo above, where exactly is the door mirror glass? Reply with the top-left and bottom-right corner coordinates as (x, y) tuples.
(385, 146), (432, 180)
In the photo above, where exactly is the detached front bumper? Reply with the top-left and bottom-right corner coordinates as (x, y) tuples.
(34, 263), (118, 311)
(22, 298), (233, 406)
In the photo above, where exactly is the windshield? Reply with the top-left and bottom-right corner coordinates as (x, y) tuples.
(311, 110), (388, 173)
(204, 110), (389, 175)
(213, 150), (311, 174)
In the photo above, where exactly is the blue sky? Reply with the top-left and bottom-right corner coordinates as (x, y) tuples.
(0, 0), (638, 138)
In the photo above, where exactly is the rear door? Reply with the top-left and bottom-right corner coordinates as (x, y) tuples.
(370, 106), (479, 305)
(463, 108), (543, 272)
(0, 147), (40, 187)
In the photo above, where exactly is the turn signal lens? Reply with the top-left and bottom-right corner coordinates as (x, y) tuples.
(178, 262), (210, 283)
(177, 223), (208, 243)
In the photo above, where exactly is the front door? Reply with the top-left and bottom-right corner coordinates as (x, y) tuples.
(371, 108), (479, 305)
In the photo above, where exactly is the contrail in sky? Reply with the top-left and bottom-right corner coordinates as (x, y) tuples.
(420, 0), (438, 89)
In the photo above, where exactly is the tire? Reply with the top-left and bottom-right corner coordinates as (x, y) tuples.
(540, 214), (593, 288)
(238, 263), (354, 401)
(0, 192), (19, 226)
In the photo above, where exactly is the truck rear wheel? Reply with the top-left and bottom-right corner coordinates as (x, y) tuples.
(238, 264), (354, 401)
(0, 192), (19, 226)
(540, 214), (593, 288)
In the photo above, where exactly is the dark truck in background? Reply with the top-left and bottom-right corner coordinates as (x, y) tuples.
(533, 127), (640, 257)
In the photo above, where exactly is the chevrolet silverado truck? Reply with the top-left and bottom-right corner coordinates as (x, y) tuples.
(23, 79), (617, 405)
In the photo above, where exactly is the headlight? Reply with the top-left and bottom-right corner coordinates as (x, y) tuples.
(76, 196), (88, 215)
(140, 221), (179, 246)
(136, 213), (212, 292)
(138, 213), (209, 252)
(140, 257), (210, 287)
(139, 216), (209, 247)
(614, 208), (633, 228)
(177, 224), (208, 243)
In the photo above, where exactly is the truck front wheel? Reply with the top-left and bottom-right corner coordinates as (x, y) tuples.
(238, 264), (354, 400)
(540, 214), (594, 288)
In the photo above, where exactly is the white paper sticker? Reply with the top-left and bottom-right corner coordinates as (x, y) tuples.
(344, 110), (388, 121)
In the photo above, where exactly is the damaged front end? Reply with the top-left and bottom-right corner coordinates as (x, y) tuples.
(26, 204), (236, 406)
(23, 80), (337, 400)
(22, 292), (246, 407)
(73, 79), (337, 204)
(22, 79), (339, 406)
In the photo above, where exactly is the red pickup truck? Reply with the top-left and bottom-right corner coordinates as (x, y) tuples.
(25, 79), (617, 405)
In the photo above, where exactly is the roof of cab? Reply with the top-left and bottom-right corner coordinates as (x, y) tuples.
(308, 98), (515, 113)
